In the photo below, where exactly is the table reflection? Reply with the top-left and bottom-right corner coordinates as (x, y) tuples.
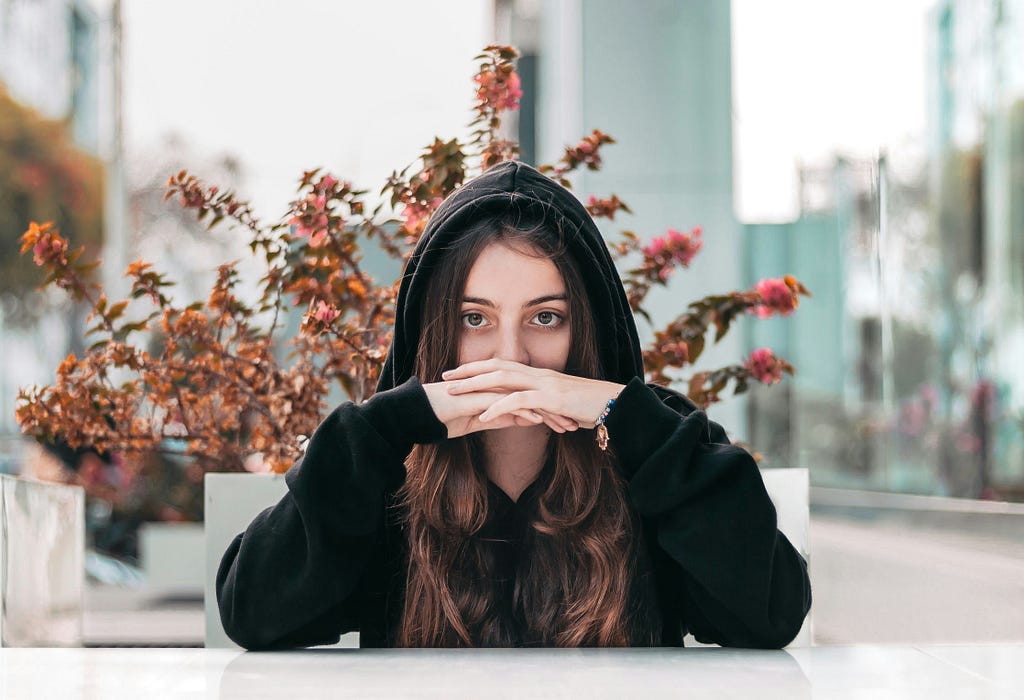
(218, 647), (812, 699)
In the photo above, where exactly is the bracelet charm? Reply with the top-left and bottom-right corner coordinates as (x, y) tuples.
(594, 397), (616, 451)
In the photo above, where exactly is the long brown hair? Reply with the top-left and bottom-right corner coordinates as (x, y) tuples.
(395, 204), (644, 647)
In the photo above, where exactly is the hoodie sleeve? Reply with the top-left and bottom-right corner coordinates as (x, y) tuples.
(603, 377), (811, 649)
(215, 376), (446, 650)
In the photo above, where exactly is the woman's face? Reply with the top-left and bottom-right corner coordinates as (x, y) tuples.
(457, 241), (571, 370)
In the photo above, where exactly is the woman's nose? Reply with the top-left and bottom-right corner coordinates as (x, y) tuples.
(494, 326), (529, 365)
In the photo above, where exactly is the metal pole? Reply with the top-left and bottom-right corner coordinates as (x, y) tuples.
(102, 0), (126, 299)
(877, 152), (896, 491)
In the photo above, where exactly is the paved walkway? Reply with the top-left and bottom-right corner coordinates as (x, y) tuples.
(809, 513), (1024, 644)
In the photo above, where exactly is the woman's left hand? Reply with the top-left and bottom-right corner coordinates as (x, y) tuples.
(442, 359), (624, 430)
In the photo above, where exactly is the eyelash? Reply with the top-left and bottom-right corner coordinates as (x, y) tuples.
(461, 311), (565, 331)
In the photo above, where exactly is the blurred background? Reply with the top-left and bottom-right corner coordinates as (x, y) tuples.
(1, 0), (1021, 646)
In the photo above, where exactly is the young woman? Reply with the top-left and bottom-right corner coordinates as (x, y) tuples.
(216, 161), (811, 649)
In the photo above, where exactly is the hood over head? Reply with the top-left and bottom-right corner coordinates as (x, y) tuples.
(376, 160), (643, 393)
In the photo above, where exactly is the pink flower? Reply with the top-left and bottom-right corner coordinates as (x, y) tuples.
(312, 300), (340, 324)
(290, 208), (332, 247)
(475, 68), (523, 112)
(402, 199), (442, 235)
(33, 240), (48, 265)
(402, 202), (426, 234)
(660, 341), (690, 365)
(319, 175), (338, 191)
(502, 71), (523, 109)
(642, 227), (703, 271)
(667, 227), (702, 266)
(745, 347), (785, 384)
(307, 228), (329, 248)
(752, 278), (797, 318)
(643, 237), (667, 258)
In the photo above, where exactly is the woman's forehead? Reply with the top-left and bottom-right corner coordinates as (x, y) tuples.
(463, 241), (566, 299)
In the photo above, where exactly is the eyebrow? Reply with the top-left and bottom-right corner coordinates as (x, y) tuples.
(462, 293), (568, 310)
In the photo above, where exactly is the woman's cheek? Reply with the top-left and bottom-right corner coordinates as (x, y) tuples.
(457, 333), (486, 365)
(533, 328), (571, 371)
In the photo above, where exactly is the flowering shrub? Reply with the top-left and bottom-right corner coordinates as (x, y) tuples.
(16, 45), (809, 479)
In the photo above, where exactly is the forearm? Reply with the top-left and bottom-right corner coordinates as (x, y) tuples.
(606, 379), (811, 648)
(216, 377), (445, 649)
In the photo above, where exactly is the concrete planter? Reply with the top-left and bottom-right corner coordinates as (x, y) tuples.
(0, 475), (84, 647)
(761, 467), (811, 647)
(137, 521), (205, 598)
(204, 472), (288, 649)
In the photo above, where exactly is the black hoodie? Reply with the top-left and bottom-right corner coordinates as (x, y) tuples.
(216, 161), (811, 649)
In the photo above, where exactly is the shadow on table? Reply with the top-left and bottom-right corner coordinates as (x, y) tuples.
(218, 647), (810, 698)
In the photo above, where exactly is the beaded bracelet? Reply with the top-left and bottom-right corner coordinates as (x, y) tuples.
(595, 397), (616, 451)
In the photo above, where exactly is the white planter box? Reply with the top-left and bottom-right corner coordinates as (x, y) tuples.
(204, 472), (287, 649)
(0, 475), (84, 647)
(138, 521), (205, 598)
(762, 467), (812, 647)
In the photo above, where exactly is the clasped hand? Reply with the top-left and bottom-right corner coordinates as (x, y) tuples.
(420, 359), (625, 440)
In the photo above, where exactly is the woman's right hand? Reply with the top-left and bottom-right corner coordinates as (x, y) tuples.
(421, 381), (573, 439)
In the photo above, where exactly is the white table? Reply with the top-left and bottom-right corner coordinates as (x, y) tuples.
(1, 645), (1021, 699)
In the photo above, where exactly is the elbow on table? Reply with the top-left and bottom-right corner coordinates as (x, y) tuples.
(710, 615), (807, 650)
(218, 597), (273, 651)
(699, 581), (812, 650)
(219, 608), (325, 651)
(749, 617), (807, 650)
(755, 581), (812, 650)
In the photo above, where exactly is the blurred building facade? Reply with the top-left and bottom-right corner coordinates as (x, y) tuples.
(744, 0), (1024, 499)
